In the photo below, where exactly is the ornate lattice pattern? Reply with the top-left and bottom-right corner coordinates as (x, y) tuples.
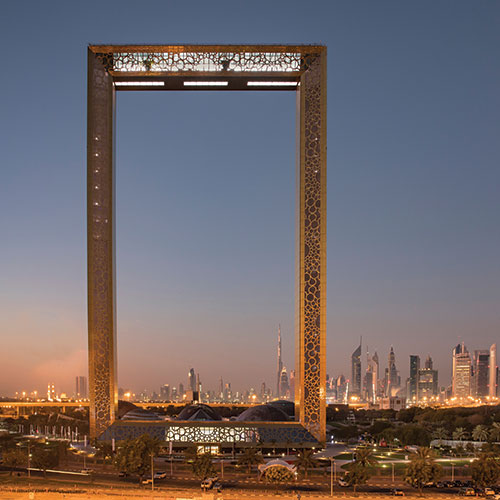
(87, 52), (117, 438)
(100, 421), (318, 446)
(109, 51), (300, 73)
(297, 54), (326, 441)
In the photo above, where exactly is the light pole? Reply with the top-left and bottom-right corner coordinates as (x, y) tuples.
(330, 458), (335, 496)
(451, 463), (455, 482)
(27, 442), (31, 479)
(150, 452), (154, 491)
(391, 462), (395, 484)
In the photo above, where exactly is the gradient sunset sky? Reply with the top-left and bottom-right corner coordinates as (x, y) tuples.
(0, 0), (499, 396)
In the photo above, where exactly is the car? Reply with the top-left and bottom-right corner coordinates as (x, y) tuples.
(80, 468), (93, 475)
(201, 477), (220, 491)
(391, 489), (405, 496)
(153, 471), (167, 480)
(142, 478), (153, 485)
(118, 471), (129, 478)
(459, 487), (476, 496)
(338, 478), (349, 487)
(484, 488), (495, 497)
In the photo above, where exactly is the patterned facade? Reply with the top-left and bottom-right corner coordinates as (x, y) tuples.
(100, 420), (318, 448)
(87, 45), (327, 442)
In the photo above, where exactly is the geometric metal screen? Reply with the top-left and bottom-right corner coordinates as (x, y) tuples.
(87, 44), (327, 442)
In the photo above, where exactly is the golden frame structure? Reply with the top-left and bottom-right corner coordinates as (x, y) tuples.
(87, 44), (327, 442)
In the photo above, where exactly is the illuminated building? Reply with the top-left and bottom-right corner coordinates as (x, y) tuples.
(365, 351), (379, 403)
(453, 343), (471, 398)
(87, 44), (327, 443)
(351, 340), (362, 397)
(473, 350), (490, 397)
(160, 384), (170, 400)
(409, 355), (420, 403)
(279, 367), (290, 399)
(417, 356), (438, 401)
(276, 325), (283, 398)
(384, 346), (400, 397)
(75, 376), (87, 399)
(188, 368), (196, 392)
(47, 383), (56, 402)
(489, 344), (497, 398)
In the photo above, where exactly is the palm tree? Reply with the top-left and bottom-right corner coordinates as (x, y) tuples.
(295, 448), (319, 478)
(432, 427), (448, 444)
(472, 425), (489, 442)
(453, 427), (468, 441)
(353, 447), (377, 468)
(237, 447), (264, 475)
(471, 452), (500, 488)
(346, 447), (377, 492)
(404, 447), (442, 496)
(489, 422), (500, 443)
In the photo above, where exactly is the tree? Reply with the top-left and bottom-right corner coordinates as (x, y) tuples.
(113, 434), (160, 483)
(264, 465), (294, 484)
(295, 449), (320, 478)
(472, 425), (489, 442)
(236, 447), (264, 475)
(489, 422), (500, 443)
(397, 425), (431, 447)
(94, 441), (113, 463)
(0, 434), (17, 452)
(190, 453), (216, 480)
(346, 463), (370, 493)
(404, 447), (442, 495)
(471, 453), (500, 488)
(31, 445), (58, 477)
(345, 447), (377, 492)
(432, 427), (448, 444)
(2, 449), (26, 476)
(453, 427), (467, 441)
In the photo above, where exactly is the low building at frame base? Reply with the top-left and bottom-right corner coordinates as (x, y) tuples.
(99, 420), (319, 452)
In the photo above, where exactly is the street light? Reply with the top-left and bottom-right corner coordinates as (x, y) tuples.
(330, 458), (336, 496)
(391, 462), (395, 484)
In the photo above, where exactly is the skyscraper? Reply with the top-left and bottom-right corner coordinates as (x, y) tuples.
(473, 350), (490, 397)
(452, 343), (471, 398)
(385, 346), (400, 397)
(365, 350), (379, 404)
(489, 344), (497, 398)
(160, 384), (170, 400)
(75, 376), (87, 399)
(277, 325), (283, 398)
(188, 368), (196, 392)
(280, 367), (290, 399)
(409, 355), (420, 403)
(351, 339), (362, 397)
(417, 355), (438, 402)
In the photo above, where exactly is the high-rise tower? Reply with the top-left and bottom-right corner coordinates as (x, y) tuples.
(385, 346), (400, 397)
(490, 344), (497, 398)
(351, 338), (362, 397)
(409, 355), (420, 403)
(188, 368), (196, 392)
(277, 325), (283, 398)
(452, 343), (471, 398)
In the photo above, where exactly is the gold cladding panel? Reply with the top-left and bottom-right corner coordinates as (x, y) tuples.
(87, 50), (117, 438)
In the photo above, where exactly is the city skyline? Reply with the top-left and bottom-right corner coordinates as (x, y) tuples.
(1, 1), (499, 397)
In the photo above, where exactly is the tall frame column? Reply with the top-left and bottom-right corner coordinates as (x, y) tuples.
(87, 49), (117, 438)
(295, 51), (327, 443)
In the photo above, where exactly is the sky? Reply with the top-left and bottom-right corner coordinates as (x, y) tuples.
(0, 0), (499, 397)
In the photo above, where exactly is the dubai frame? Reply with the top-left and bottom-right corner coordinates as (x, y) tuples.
(87, 45), (327, 443)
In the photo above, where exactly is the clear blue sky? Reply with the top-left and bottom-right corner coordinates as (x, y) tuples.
(0, 0), (499, 396)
